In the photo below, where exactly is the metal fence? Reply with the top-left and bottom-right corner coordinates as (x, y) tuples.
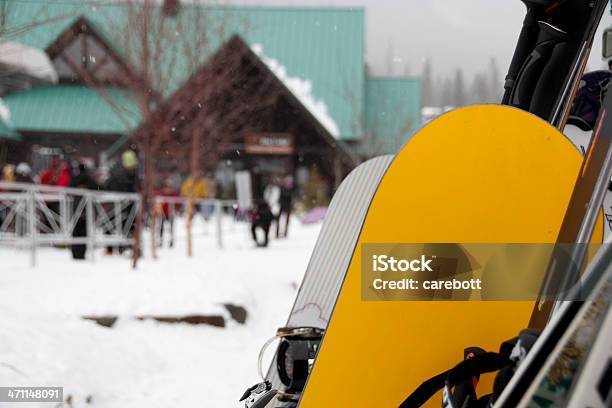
(150, 196), (241, 253)
(0, 181), (140, 266)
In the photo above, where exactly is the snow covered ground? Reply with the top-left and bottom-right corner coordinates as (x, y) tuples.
(0, 217), (321, 407)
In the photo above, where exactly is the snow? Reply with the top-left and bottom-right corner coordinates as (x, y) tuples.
(0, 216), (322, 407)
(0, 41), (58, 84)
(250, 43), (340, 138)
(0, 98), (11, 126)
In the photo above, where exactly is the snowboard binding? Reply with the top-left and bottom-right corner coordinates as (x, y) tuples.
(239, 381), (278, 408)
(241, 326), (324, 407)
(273, 327), (324, 395)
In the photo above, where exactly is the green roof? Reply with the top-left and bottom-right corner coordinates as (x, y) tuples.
(3, 2), (364, 139)
(0, 118), (21, 141)
(365, 77), (421, 154)
(3, 85), (139, 134)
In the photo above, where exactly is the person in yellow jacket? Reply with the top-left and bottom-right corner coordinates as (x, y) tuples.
(180, 171), (216, 220)
(180, 171), (207, 199)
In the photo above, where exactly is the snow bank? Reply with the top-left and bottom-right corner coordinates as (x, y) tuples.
(251, 43), (340, 138)
(0, 41), (58, 83)
(0, 217), (321, 407)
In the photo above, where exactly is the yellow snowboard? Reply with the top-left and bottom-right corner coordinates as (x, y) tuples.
(298, 105), (603, 407)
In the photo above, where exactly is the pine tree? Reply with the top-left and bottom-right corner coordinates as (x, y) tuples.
(470, 72), (489, 104)
(421, 58), (434, 106)
(487, 57), (501, 103)
(452, 68), (466, 107)
(440, 76), (452, 108)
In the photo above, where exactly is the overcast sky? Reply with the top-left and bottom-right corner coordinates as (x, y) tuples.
(225, 0), (612, 79)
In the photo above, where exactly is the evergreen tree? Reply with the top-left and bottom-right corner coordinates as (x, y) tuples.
(470, 72), (489, 104)
(487, 57), (501, 102)
(421, 58), (434, 106)
(440, 76), (452, 108)
(452, 68), (466, 107)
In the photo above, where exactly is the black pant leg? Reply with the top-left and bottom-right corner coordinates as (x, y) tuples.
(71, 220), (87, 259)
(262, 222), (270, 247)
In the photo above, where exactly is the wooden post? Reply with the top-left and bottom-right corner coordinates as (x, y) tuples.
(186, 196), (194, 257)
(187, 126), (201, 257)
(151, 197), (158, 259)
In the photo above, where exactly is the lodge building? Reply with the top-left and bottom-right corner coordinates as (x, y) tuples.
(0, 1), (421, 200)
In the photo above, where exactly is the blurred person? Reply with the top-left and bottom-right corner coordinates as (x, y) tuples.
(40, 159), (61, 185)
(39, 159), (62, 232)
(56, 162), (72, 187)
(264, 178), (281, 213)
(0, 164), (15, 230)
(200, 172), (216, 221)
(154, 178), (179, 248)
(69, 163), (98, 260)
(13, 163), (32, 235)
(276, 175), (295, 238)
(104, 150), (138, 255)
(106, 151), (138, 193)
(180, 170), (211, 221)
(1, 163), (15, 183)
(180, 171), (206, 201)
(166, 170), (182, 192)
(251, 199), (273, 248)
(15, 162), (32, 183)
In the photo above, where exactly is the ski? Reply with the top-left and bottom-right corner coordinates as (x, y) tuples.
(502, 0), (608, 129)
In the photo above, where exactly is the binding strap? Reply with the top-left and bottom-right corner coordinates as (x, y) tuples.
(399, 352), (511, 408)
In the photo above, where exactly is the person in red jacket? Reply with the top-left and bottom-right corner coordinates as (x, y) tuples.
(154, 179), (179, 248)
(56, 162), (73, 187)
(39, 159), (65, 233)
(40, 159), (61, 185)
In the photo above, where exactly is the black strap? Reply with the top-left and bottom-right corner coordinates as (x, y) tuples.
(399, 370), (450, 408)
(399, 353), (511, 408)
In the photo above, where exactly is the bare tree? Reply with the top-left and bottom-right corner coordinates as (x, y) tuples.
(91, 0), (251, 264)
(1, 1), (277, 263)
(342, 77), (414, 160)
(0, 1), (68, 39)
(359, 111), (414, 159)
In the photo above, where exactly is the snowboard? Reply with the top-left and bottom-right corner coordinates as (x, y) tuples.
(265, 155), (394, 404)
(297, 105), (604, 407)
